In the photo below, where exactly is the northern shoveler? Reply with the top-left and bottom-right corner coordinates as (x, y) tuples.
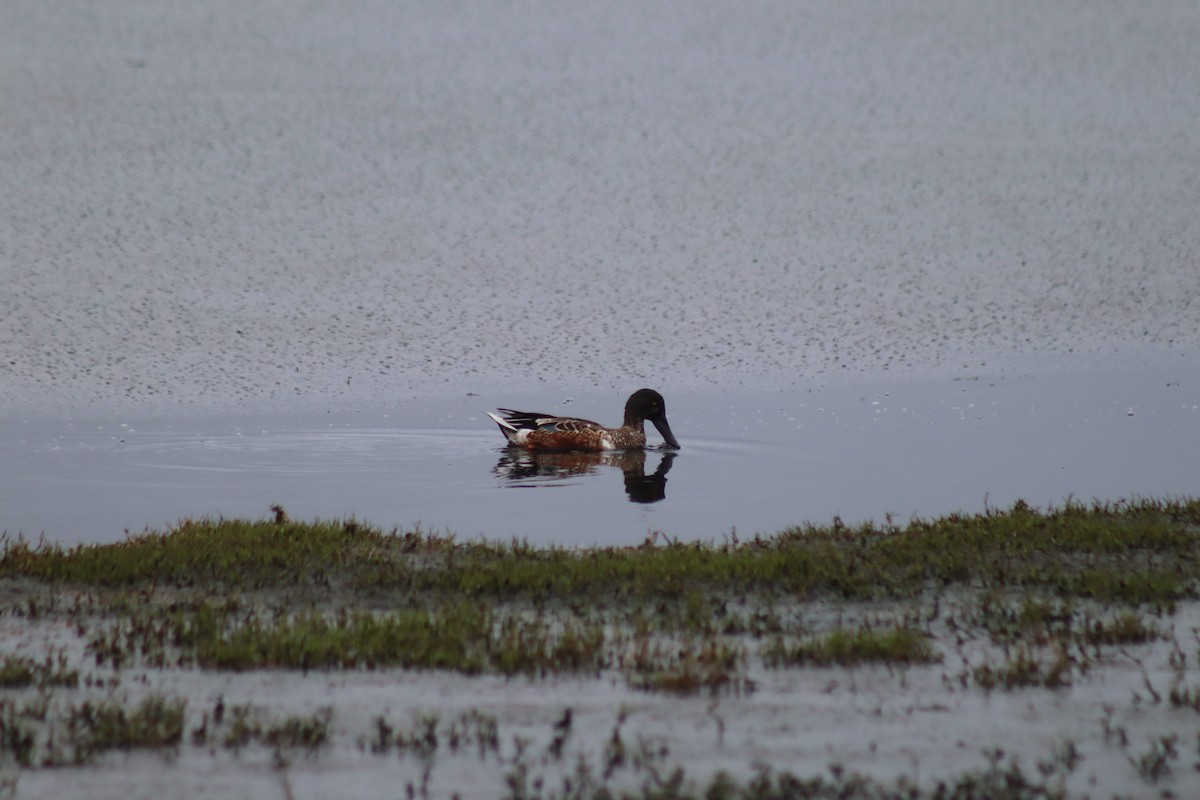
(486, 388), (681, 451)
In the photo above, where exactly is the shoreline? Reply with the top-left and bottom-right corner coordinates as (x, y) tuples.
(2, 498), (1199, 798)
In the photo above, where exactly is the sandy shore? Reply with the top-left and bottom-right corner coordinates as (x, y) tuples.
(3, 0), (1198, 417)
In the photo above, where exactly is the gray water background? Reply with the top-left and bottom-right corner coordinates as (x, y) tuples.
(2, 0), (1198, 544)
(3, 363), (1196, 546)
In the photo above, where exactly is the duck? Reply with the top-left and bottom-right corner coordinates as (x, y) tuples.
(487, 388), (680, 451)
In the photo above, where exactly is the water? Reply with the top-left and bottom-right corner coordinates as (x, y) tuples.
(2, 365), (1195, 548)
(11, 607), (1200, 799)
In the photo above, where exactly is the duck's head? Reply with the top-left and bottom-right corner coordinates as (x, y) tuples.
(625, 388), (680, 449)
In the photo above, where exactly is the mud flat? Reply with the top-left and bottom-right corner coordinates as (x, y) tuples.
(3, 499), (1200, 798)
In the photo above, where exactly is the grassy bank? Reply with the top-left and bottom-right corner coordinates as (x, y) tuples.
(1, 497), (1199, 797)
(6, 497), (1198, 601)
(1, 498), (1197, 677)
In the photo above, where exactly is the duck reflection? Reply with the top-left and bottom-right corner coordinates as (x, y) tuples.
(493, 449), (676, 504)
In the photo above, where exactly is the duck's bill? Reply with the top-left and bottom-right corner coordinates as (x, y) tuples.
(651, 416), (681, 449)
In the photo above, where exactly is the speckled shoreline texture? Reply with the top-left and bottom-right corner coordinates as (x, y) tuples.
(3, 0), (1197, 415)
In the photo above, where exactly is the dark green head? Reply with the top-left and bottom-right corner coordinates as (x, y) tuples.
(624, 388), (680, 449)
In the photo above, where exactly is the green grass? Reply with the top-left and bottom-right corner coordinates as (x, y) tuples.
(0, 517), (415, 589)
(4, 497), (1197, 605)
(65, 694), (186, 765)
(360, 709), (500, 759)
(0, 497), (1197, 683)
(84, 599), (610, 676)
(0, 657), (35, 688)
(215, 703), (332, 755)
(0, 653), (79, 689)
(3, 497), (1197, 787)
(625, 635), (753, 695)
(762, 625), (940, 667)
(192, 605), (493, 672)
(3, 692), (1091, 797)
(971, 645), (1073, 691)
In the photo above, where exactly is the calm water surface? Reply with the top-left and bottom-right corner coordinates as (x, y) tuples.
(2, 366), (1196, 547)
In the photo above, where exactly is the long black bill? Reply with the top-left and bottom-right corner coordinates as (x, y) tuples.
(651, 415), (681, 449)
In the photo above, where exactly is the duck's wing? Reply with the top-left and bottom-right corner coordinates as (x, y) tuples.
(492, 409), (606, 433)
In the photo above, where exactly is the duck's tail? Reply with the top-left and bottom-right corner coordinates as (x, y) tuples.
(486, 411), (517, 436)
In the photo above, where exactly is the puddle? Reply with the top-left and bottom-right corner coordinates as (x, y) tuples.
(1, 364), (1196, 547)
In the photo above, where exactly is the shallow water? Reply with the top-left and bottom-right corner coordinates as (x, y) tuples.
(6, 600), (1200, 799)
(3, 365), (1195, 547)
